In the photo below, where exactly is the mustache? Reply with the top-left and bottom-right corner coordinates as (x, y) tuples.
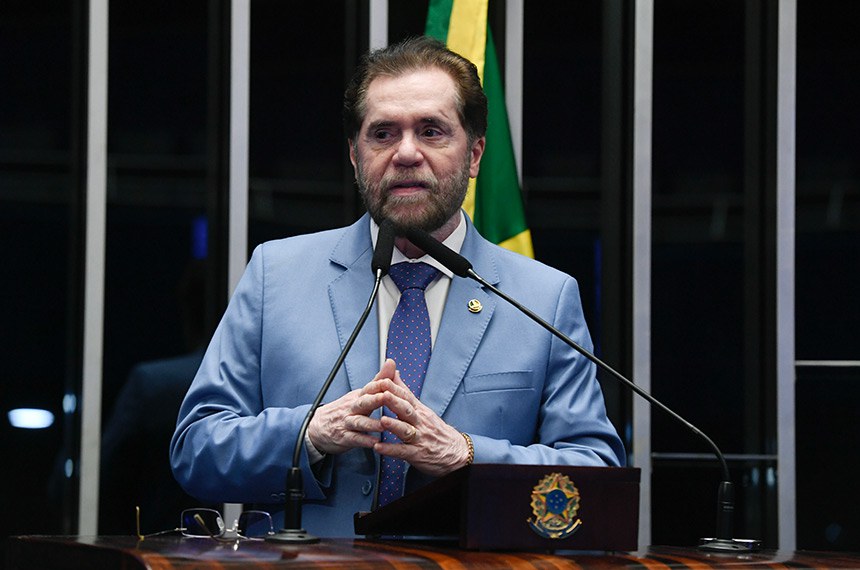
(381, 173), (437, 190)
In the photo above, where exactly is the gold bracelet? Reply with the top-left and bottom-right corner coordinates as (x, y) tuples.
(461, 432), (474, 465)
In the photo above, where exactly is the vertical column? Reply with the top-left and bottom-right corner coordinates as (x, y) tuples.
(632, 0), (654, 548)
(745, 0), (795, 545)
(505, 0), (524, 183)
(776, 0), (796, 552)
(229, 0), (250, 294)
(369, 0), (388, 50)
(79, 0), (109, 536)
(222, 0), (251, 528)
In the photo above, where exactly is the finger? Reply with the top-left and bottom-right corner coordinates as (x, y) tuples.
(362, 376), (401, 393)
(351, 392), (385, 415)
(361, 380), (415, 410)
(401, 424), (418, 443)
(360, 379), (389, 396)
(374, 440), (413, 460)
(339, 431), (382, 449)
(382, 357), (397, 374)
(371, 358), (397, 382)
(379, 415), (419, 444)
(345, 414), (383, 434)
(391, 370), (418, 405)
(376, 391), (416, 421)
(392, 368), (407, 388)
(379, 373), (417, 402)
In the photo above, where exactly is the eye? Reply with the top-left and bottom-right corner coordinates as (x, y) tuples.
(372, 130), (392, 141)
(421, 127), (443, 138)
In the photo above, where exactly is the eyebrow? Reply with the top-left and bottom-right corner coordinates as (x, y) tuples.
(365, 116), (454, 132)
(420, 117), (453, 130)
(365, 120), (396, 132)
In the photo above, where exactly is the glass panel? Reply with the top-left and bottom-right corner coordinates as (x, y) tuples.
(652, 0), (747, 453)
(521, 2), (632, 429)
(796, 0), (860, 551)
(796, 365), (860, 550)
(795, 1), (860, 361)
(652, 460), (776, 546)
(0, 1), (79, 539)
(249, 1), (355, 249)
(651, 0), (772, 545)
(522, 1), (603, 326)
(99, 0), (221, 534)
(389, 0), (429, 40)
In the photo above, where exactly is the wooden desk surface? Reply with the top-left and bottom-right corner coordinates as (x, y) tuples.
(7, 535), (860, 569)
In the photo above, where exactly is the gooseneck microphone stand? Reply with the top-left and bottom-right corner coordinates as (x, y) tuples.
(266, 220), (395, 544)
(400, 226), (761, 553)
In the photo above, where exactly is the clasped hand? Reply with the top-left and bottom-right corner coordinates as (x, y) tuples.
(307, 358), (470, 477)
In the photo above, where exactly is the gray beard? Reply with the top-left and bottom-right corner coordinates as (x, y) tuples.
(356, 165), (469, 233)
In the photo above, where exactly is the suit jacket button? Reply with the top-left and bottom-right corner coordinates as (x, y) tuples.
(361, 480), (373, 495)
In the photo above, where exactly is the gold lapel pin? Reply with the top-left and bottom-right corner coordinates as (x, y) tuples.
(467, 299), (483, 313)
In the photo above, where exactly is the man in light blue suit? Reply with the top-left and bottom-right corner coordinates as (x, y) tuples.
(170, 36), (624, 538)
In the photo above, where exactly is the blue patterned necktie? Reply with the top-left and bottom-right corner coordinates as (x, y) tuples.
(377, 261), (439, 507)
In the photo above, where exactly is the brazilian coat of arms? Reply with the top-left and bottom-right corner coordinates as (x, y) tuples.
(527, 472), (583, 539)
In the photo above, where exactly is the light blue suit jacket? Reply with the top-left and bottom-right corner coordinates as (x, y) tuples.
(170, 213), (625, 537)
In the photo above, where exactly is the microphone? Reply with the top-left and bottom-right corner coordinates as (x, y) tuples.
(266, 218), (396, 544)
(372, 217), (396, 275)
(399, 226), (760, 553)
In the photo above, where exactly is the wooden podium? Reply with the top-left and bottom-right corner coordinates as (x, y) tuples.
(354, 464), (640, 551)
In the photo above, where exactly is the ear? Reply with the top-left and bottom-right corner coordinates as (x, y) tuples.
(348, 139), (358, 175)
(468, 136), (486, 178)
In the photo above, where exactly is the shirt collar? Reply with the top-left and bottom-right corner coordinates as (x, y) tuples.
(368, 211), (466, 279)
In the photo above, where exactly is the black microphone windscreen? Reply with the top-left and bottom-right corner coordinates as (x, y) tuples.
(400, 226), (473, 277)
(372, 219), (396, 275)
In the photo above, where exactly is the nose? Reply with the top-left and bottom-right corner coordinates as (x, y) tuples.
(393, 133), (423, 167)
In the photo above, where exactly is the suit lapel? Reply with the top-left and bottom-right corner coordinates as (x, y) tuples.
(421, 219), (501, 419)
(327, 215), (381, 394)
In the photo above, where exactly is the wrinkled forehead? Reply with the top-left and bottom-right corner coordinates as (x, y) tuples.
(360, 68), (464, 130)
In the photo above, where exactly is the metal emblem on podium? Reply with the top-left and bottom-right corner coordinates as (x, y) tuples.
(528, 472), (582, 539)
